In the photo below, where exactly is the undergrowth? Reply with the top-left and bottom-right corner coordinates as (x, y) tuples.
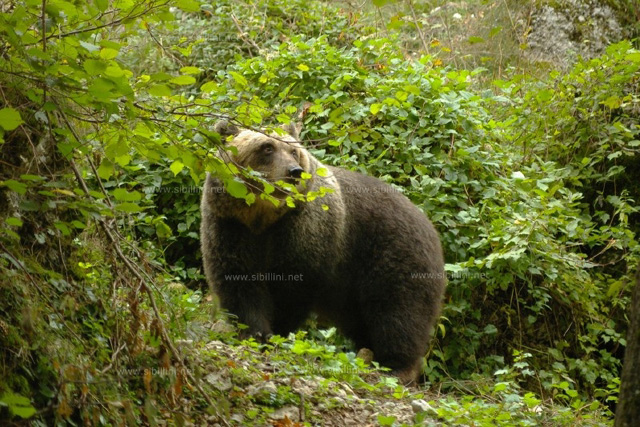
(0, 0), (638, 425)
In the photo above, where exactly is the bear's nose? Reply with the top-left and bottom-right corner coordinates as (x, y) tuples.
(288, 166), (304, 178)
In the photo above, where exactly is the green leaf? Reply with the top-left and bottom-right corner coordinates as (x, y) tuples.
(467, 36), (485, 44)
(601, 95), (621, 109)
(285, 196), (295, 208)
(20, 174), (45, 182)
(99, 48), (119, 60)
(262, 181), (275, 195)
(54, 222), (71, 236)
(170, 75), (196, 86)
(489, 26), (503, 38)
(316, 168), (328, 177)
(494, 382), (508, 392)
(536, 89), (554, 102)
(372, 0), (389, 6)
(625, 52), (640, 62)
(155, 221), (172, 238)
(395, 90), (409, 101)
(88, 78), (115, 100)
(150, 72), (172, 81)
(0, 108), (24, 131)
(484, 324), (498, 334)
(115, 202), (144, 213)
(2, 179), (27, 194)
(83, 59), (107, 76)
(95, 0), (108, 12)
(71, 220), (86, 229)
(176, 0), (201, 12)
(113, 188), (142, 202)
(180, 66), (201, 74)
(0, 392), (36, 419)
(97, 159), (114, 180)
(115, 154), (131, 167)
(377, 415), (396, 426)
(79, 41), (100, 52)
(89, 190), (106, 199)
(6, 217), (23, 227)
(170, 160), (184, 176)
(297, 64), (309, 71)
(148, 84), (172, 97)
(229, 71), (247, 88)
(104, 65), (125, 77)
(370, 103), (382, 115)
(225, 179), (248, 199)
(200, 81), (218, 93)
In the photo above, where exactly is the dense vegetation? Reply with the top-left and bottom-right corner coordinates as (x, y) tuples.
(0, 0), (638, 425)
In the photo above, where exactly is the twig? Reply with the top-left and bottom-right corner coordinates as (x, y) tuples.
(146, 24), (185, 66)
(406, 0), (429, 54)
(230, 13), (260, 55)
(41, 0), (46, 53)
(30, 1), (170, 46)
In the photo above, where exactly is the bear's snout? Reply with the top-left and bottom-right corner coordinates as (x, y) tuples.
(287, 166), (304, 179)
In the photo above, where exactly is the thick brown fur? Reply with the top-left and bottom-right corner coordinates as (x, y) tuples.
(200, 121), (445, 384)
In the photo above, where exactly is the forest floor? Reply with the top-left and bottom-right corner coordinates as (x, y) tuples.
(169, 316), (608, 427)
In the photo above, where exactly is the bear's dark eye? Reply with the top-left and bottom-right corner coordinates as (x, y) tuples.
(262, 144), (275, 154)
(291, 149), (298, 159)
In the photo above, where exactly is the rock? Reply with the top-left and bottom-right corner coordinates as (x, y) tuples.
(247, 381), (278, 399)
(270, 405), (299, 421)
(230, 413), (244, 423)
(290, 377), (318, 395)
(356, 347), (374, 365)
(411, 399), (433, 414)
(382, 401), (396, 409)
(525, 0), (627, 67)
(204, 371), (232, 391)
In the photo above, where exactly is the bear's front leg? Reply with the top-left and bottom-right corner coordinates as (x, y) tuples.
(217, 282), (274, 342)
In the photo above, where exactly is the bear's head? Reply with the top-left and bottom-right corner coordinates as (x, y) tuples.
(214, 120), (316, 198)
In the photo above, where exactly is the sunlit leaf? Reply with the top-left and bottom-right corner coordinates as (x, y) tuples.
(170, 75), (196, 85)
(2, 179), (27, 194)
(170, 160), (184, 176)
(99, 48), (119, 60)
(0, 108), (24, 131)
(225, 179), (248, 199)
(229, 71), (247, 88)
(113, 188), (142, 201)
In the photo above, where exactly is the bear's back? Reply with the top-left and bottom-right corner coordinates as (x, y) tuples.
(329, 166), (443, 269)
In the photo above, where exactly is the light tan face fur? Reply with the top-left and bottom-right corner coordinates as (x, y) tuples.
(224, 130), (314, 196)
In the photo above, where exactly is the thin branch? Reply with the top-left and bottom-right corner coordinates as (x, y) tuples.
(30, 1), (170, 46)
(41, 0), (46, 52)
(230, 13), (260, 55)
(406, 0), (429, 55)
(146, 24), (185, 66)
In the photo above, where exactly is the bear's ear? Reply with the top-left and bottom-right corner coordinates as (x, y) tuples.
(281, 101), (312, 140)
(281, 122), (303, 140)
(214, 120), (240, 140)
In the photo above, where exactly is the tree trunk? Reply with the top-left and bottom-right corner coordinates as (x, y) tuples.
(616, 266), (640, 426)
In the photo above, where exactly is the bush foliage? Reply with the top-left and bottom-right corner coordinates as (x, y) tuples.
(0, 0), (638, 424)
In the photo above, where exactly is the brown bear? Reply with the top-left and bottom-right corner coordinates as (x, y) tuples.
(200, 121), (445, 384)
